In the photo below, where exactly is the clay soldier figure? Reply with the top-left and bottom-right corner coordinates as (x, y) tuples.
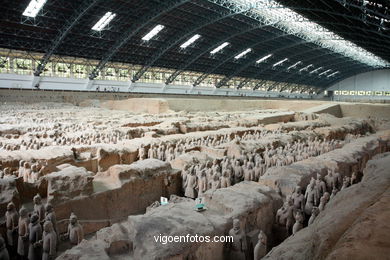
(44, 204), (58, 240)
(166, 145), (175, 161)
(18, 160), (26, 178)
(33, 194), (45, 224)
(138, 144), (146, 160)
(324, 169), (334, 192)
(71, 147), (78, 160)
(181, 165), (190, 192)
(42, 221), (57, 260)
(62, 213), (84, 245)
(244, 164), (255, 181)
(5, 202), (19, 254)
(28, 214), (42, 260)
(253, 230), (267, 260)
(291, 186), (305, 212)
(350, 171), (359, 185)
(211, 174), (221, 190)
(253, 162), (262, 181)
(330, 187), (338, 200)
(17, 207), (30, 259)
(332, 169), (342, 190)
(304, 179), (318, 215)
(233, 160), (243, 184)
(318, 192), (330, 211)
(276, 196), (295, 235)
(292, 210), (304, 235)
(157, 145), (165, 161)
(228, 219), (247, 260)
(341, 176), (351, 190)
(148, 144), (157, 159)
(197, 170), (208, 197)
(184, 170), (197, 199)
(315, 173), (327, 199)
(220, 171), (231, 188)
(2, 167), (13, 178)
(22, 162), (31, 182)
(0, 236), (10, 260)
(29, 164), (40, 183)
(308, 207), (320, 225)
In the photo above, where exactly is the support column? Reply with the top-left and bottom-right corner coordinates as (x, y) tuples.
(85, 79), (94, 90)
(128, 80), (134, 92)
(31, 76), (41, 89)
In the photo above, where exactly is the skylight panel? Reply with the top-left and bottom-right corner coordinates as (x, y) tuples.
(319, 69), (332, 76)
(234, 48), (252, 59)
(23, 0), (47, 18)
(180, 34), (201, 49)
(210, 42), (230, 54)
(92, 12), (117, 31)
(327, 71), (340, 77)
(273, 58), (288, 67)
(310, 67), (323, 74)
(287, 61), (302, 70)
(224, 0), (390, 68)
(299, 64), (314, 72)
(256, 54), (273, 63)
(142, 25), (165, 41)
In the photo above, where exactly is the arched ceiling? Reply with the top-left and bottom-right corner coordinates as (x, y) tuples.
(0, 0), (389, 90)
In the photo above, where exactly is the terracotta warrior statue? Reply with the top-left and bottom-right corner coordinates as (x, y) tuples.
(304, 178), (318, 215)
(184, 170), (197, 199)
(33, 194), (46, 223)
(5, 202), (19, 251)
(276, 196), (295, 234)
(315, 173), (327, 198)
(308, 207), (320, 225)
(64, 213), (84, 245)
(18, 160), (26, 178)
(211, 174), (221, 190)
(324, 169), (334, 192)
(17, 207), (30, 258)
(197, 170), (208, 197)
(318, 192), (330, 211)
(228, 219), (247, 260)
(138, 144), (146, 160)
(254, 230), (267, 260)
(291, 186), (305, 212)
(45, 203), (58, 237)
(28, 214), (42, 260)
(292, 210), (304, 235)
(220, 171), (231, 188)
(0, 236), (9, 260)
(42, 221), (57, 260)
(330, 187), (338, 200)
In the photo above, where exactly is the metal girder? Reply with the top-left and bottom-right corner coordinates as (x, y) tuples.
(88, 0), (191, 80)
(34, 0), (101, 76)
(237, 46), (331, 89)
(292, 54), (370, 87)
(164, 20), (278, 85)
(215, 41), (331, 89)
(193, 31), (299, 87)
(301, 63), (370, 88)
(254, 49), (365, 91)
(322, 67), (375, 89)
(256, 48), (351, 90)
(282, 6), (390, 36)
(131, 4), (250, 82)
(265, 59), (364, 92)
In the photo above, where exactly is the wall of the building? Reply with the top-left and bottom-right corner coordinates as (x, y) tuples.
(327, 69), (390, 102)
(0, 73), (315, 99)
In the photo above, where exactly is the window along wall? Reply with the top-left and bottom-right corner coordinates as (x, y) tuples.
(0, 48), (315, 94)
(327, 69), (390, 101)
